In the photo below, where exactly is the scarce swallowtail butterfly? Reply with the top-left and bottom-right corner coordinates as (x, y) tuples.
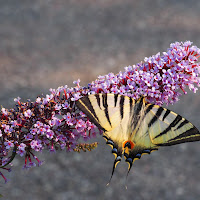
(76, 93), (200, 180)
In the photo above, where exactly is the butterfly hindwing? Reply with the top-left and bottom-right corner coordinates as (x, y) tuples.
(123, 100), (200, 174)
(143, 105), (200, 146)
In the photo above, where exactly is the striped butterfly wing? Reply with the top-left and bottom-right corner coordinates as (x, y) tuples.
(76, 94), (134, 161)
(126, 102), (200, 171)
(146, 105), (200, 146)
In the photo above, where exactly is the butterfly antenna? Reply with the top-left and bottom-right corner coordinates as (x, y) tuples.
(107, 156), (122, 186)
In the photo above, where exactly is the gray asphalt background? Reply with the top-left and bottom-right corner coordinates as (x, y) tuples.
(1, 1), (200, 199)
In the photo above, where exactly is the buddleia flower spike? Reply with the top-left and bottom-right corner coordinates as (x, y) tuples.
(1, 41), (200, 185)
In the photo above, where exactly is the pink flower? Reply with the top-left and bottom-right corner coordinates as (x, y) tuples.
(46, 130), (54, 139)
(4, 141), (14, 149)
(24, 109), (33, 118)
(17, 143), (26, 156)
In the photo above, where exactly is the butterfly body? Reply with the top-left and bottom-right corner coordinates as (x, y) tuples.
(76, 93), (200, 177)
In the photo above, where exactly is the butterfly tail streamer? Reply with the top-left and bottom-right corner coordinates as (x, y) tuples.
(107, 154), (122, 185)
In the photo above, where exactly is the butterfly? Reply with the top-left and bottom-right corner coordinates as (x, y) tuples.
(76, 93), (200, 180)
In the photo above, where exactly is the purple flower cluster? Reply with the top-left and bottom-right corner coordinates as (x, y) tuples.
(88, 41), (200, 105)
(0, 41), (200, 182)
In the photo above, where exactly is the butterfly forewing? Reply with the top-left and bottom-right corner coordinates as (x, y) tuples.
(76, 94), (134, 148)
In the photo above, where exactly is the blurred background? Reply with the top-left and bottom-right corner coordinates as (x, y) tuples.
(1, 0), (200, 199)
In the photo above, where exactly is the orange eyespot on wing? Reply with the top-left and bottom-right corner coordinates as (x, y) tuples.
(123, 141), (135, 149)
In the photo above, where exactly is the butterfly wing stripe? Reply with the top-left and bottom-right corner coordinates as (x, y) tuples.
(148, 107), (164, 128)
(162, 109), (171, 121)
(131, 97), (145, 130)
(145, 104), (155, 115)
(135, 97), (144, 115)
(175, 119), (189, 130)
(169, 127), (199, 142)
(120, 95), (125, 119)
(114, 94), (118, 107)
(76, 97), (107, 132)
(102, 94), (112, 127)
(77, 96), (99, 120)
(157, 127), (200, 146)
(129, 97), (134, 116)
(153, 114), (182, 139)
(95, 94), (101, 109)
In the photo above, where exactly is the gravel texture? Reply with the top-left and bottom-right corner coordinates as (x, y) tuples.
(1, 1), (200, 199)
